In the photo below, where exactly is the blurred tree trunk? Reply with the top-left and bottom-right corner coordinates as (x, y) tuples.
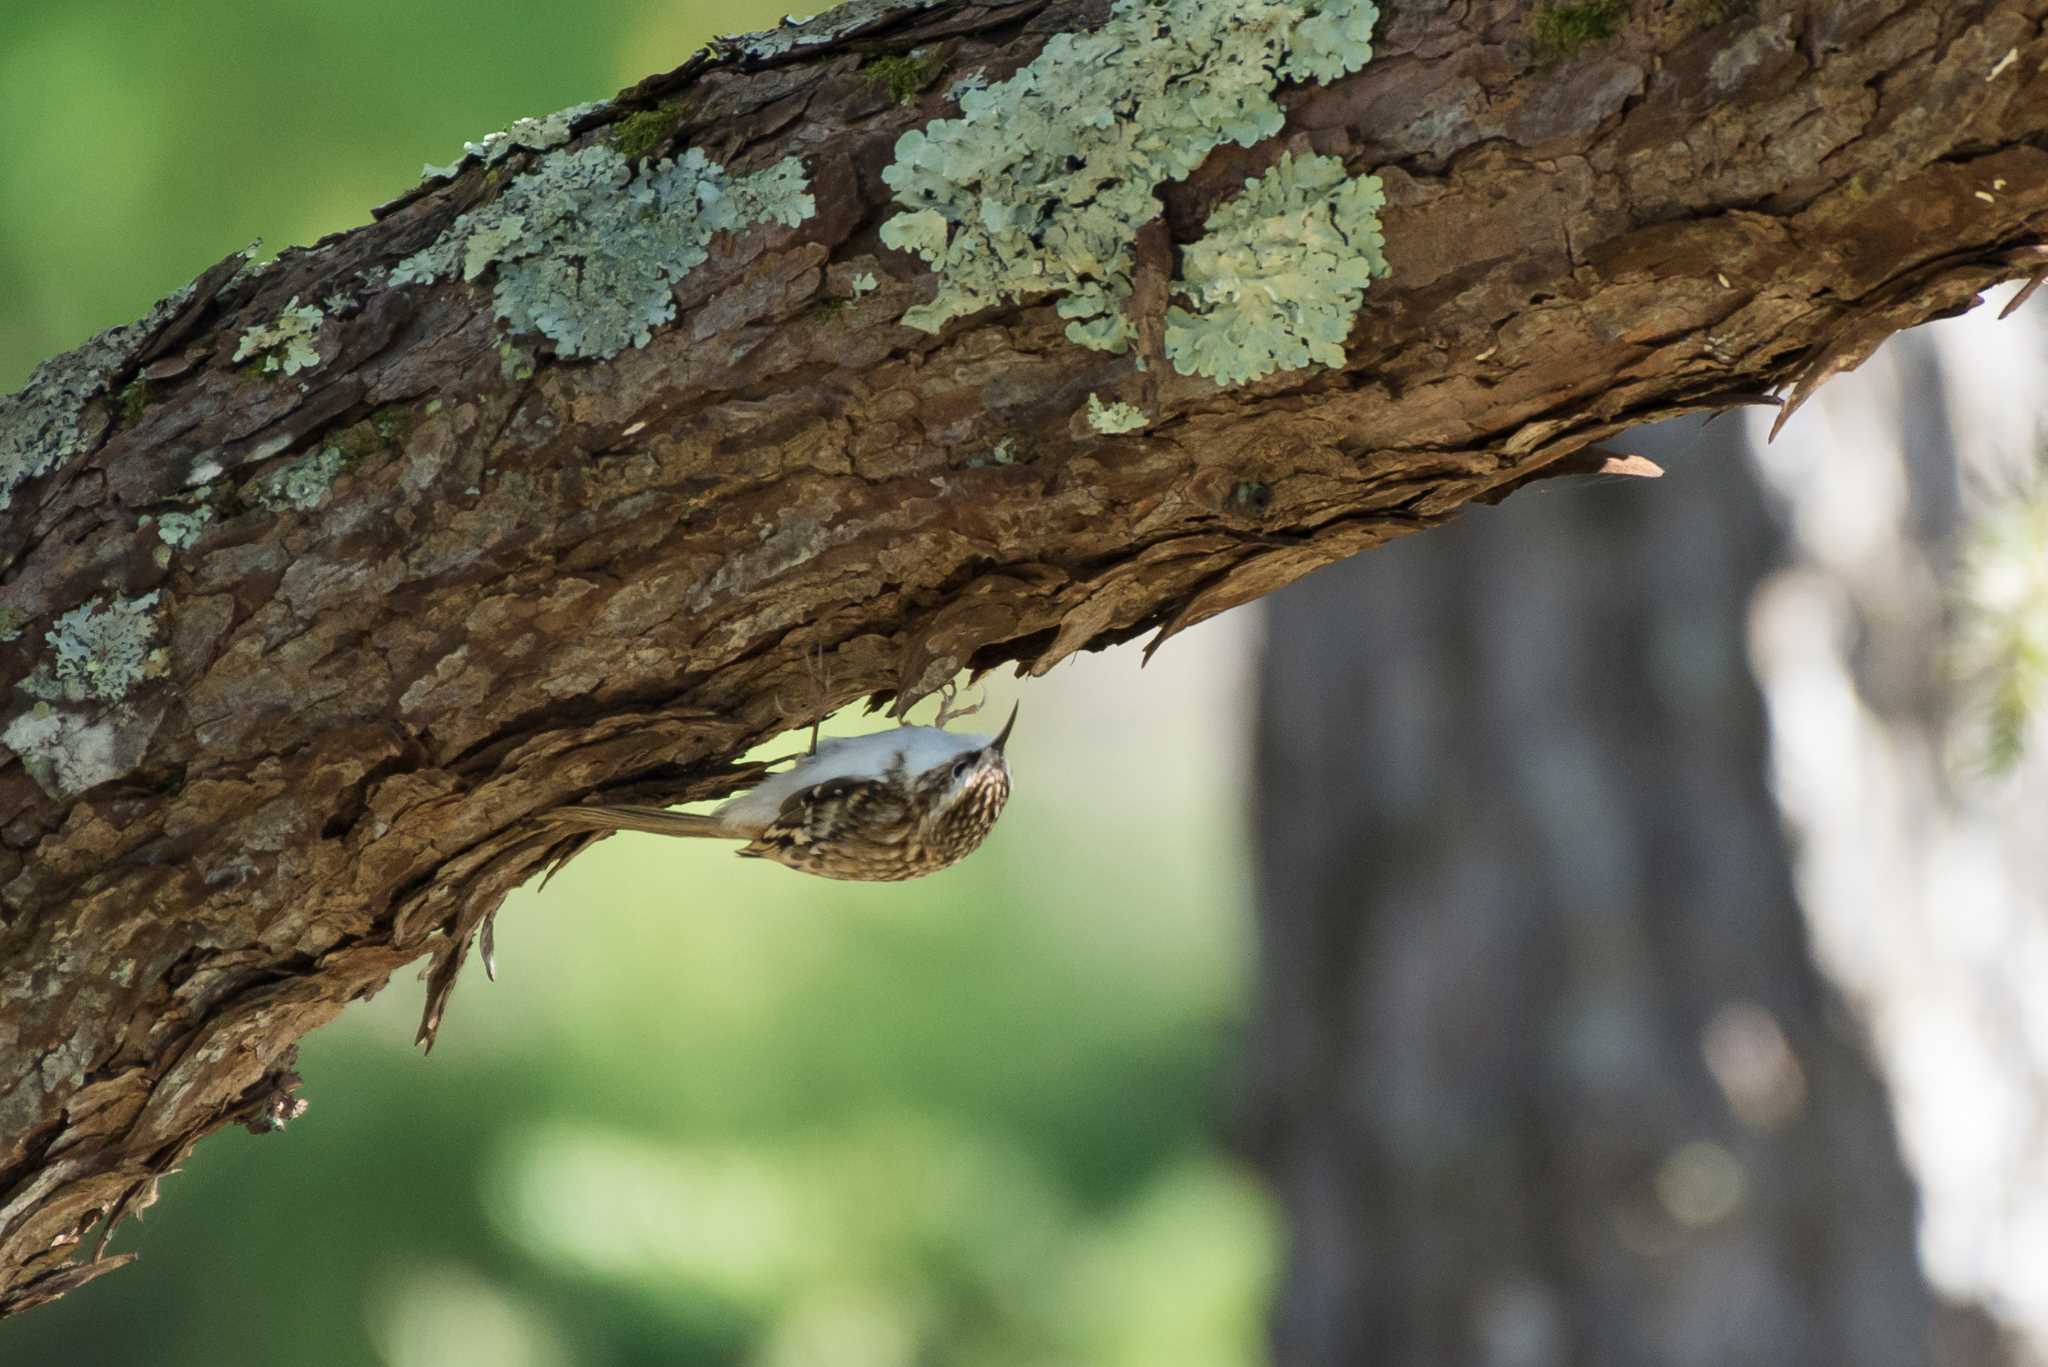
(1245, 419), (1942, 1365)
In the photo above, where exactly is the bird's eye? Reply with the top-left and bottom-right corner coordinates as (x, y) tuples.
(952, 757), (972, 779)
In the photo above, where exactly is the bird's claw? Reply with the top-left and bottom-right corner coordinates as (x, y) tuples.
(929, 678), (986, 731)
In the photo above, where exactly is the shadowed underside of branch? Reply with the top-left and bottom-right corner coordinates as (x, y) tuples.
(0, 0), (2043, 1315)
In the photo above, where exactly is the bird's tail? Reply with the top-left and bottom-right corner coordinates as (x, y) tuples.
(540, 804), (733, 839)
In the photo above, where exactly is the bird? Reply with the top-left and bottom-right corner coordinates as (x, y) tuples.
(541, 700), (1017, 881)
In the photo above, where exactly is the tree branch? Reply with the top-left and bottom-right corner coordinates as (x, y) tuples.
(1, 0), (2042, 1314)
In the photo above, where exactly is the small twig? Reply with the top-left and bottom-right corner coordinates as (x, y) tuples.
(1999, 267), (2046, 320)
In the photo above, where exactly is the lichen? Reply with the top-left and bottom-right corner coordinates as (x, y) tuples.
(850, 272), (879, 299)
(1, 707), (153, 800)
(877, 0), (1378, 350)
(421, 99), (606, 181)
(1085, 392), (1149, 433)
(967, 436), (1019, 467)
(864, 48), (947, 105)
(42, 591), (163, 703)
(247, 446), (347, 512)
(499, 340), (536, 381)
(735, 0), (939, 60)
(0, 607), (25, 642)
(233, 297), (326, 376)
(391, 144), (816, 360)
(1529, 0), (1629, 60)
(0, 280), (194, 510)
(1165, 151), (1386, 386)
(155, 508), (212, 549)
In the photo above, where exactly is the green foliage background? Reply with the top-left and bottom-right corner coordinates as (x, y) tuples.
(0, 3), (1272, 1362)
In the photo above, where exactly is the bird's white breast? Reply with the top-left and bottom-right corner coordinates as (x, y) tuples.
(714, 725), (996, 830)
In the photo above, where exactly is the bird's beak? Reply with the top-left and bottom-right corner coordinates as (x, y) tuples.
(991, 702), (1019, 755)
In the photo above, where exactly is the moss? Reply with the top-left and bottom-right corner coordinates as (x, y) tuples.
(117, 379), (155, 427)
(864, 49), (947, 105)
(0, 607), (25, 642)
(612, 103), (686, 161)
(370, 405), (414, 447)
(328, 415), (403, 463)
(1529, 0), (1628, 61)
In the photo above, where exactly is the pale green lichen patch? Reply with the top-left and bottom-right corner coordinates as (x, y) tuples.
(422, 99), (606, 181)
(155, 508), (212, 549)
(2, 706), (155, 800)
(736, 0), (938, 60)
(499, 340), (537, 381)
(878, 0), (1378, 350)
(850, 272), (879, 299)
(0, 280), (194, 510)
(233, 297), (325, 376)
(1086, 392), (1149, 433)
(392, 144), (815, 360)
(246, 446), (347, 512)
(39, 591), (163, 703)
(1166, 151), (1386, 386)
(967, 435), (1019, 467)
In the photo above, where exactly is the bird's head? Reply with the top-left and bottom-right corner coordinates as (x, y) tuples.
(912, 702), (1017, 858)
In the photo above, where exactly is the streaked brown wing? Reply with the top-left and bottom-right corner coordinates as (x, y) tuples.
(740, 775), (913, 864)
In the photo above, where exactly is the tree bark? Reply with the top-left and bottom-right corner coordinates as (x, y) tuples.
(1, 0), (2043, 1314)
(1245, 418), (1937, 1366)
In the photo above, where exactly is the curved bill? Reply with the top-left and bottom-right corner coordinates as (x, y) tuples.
(991, 702), (1020, 754)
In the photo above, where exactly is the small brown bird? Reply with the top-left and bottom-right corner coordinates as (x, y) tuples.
(543, 703), (1018, 881)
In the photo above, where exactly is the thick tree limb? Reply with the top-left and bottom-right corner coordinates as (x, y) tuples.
(0, 0), (2043, 1315)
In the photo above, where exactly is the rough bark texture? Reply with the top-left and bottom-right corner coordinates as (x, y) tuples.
(1245, 420), (1940, 1366)
(1, 0), (2044, 1315)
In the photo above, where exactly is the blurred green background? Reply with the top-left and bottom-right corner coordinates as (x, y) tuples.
(0, 3), (1274, 1363)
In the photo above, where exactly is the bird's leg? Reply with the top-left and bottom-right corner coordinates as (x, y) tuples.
(929, 677), (987, 731)
(805, 640), (830, 756)
(772, 642), (833, 760)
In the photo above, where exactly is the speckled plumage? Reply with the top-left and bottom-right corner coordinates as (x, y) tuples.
(542, 706), (1016, 881)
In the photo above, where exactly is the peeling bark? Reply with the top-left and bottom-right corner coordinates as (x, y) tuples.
(0, 0), (2043, 1315)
